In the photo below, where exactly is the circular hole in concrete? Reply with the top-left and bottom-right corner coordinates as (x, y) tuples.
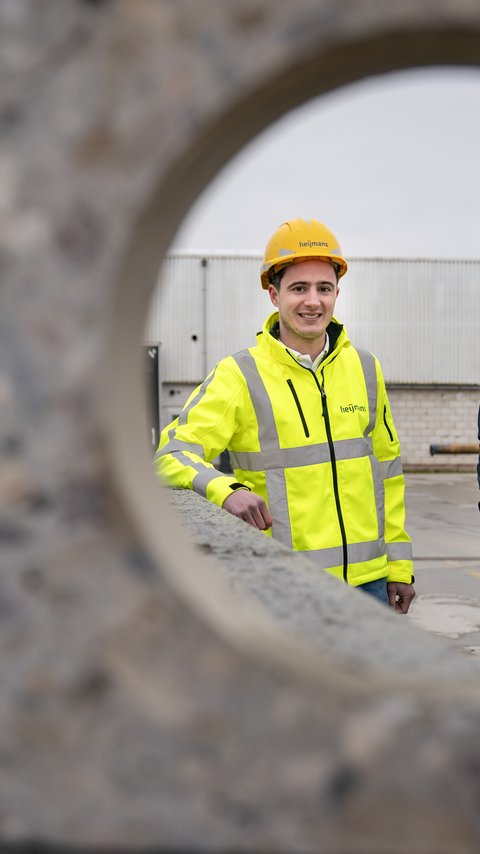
(107, 26), (480, 695)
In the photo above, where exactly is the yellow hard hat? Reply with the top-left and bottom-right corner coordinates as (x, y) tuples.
(260, 218), (348, 289)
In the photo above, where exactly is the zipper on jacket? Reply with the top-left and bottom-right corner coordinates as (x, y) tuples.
(286, 379), (310, 437)
(312, 371), (349, 582)
(383, 405), (394, 442)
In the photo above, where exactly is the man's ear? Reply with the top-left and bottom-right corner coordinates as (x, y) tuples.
(268, 284), (279, 307)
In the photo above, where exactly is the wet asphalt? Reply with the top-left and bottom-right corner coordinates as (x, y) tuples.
(405, 472), (480, 659)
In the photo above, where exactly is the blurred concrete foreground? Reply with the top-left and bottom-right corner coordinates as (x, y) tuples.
(1, 2), (480, 852)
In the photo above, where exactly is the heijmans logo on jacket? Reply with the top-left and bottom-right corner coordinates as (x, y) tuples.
(340, 403), (367, 413)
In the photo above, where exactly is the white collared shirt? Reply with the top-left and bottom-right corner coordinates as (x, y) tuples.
(284, 332), (330, 372)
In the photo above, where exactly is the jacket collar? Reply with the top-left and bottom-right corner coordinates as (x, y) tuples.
(257, 310), (347, 367)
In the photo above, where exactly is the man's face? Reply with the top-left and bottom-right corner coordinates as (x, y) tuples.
(268, 259), (339, 353)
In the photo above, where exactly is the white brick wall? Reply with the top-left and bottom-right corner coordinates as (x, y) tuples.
(388, 387), (479, 470)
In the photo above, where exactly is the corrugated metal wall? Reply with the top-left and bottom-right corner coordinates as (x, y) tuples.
(145, 254), (267, 382)
(144, 254), (480, 385)
(344, 258), (479, 384)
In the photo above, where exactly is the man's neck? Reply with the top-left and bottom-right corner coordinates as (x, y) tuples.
(279, 330), (327, 361)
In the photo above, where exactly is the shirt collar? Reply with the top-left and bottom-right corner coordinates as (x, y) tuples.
(282, 332), (330, 371)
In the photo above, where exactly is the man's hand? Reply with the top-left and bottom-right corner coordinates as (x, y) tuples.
(222, 490), (273, 531)
(387, 581), (416, 614)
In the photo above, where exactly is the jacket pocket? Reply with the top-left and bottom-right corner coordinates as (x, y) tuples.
(287, 380), (310, 438)
(383, 404), (394, 442)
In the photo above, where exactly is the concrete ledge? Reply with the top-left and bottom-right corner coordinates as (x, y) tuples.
(169, 489), (479, 682)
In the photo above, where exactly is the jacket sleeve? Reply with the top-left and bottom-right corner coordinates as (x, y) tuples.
(154, 358), (251, 508)
(371, 358), (414, 585)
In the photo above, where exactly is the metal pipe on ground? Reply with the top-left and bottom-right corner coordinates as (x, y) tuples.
(430, 443), (479, 455)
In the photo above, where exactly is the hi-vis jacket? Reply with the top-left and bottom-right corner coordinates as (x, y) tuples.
(155, 311), (413, 586)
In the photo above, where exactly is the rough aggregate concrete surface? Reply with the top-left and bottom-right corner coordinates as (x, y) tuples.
(2, 1), (480, 852)
(170, 490), (479, 680)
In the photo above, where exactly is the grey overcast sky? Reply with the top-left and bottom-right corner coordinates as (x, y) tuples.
(171, 66), (480, 259)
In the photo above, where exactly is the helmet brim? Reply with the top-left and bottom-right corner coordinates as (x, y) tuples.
(261, 254), (348, 289)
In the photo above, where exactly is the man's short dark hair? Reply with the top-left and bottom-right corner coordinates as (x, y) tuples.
(269, 267), (287, 289)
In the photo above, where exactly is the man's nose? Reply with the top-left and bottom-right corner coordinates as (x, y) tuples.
(304, 287), (321, 305)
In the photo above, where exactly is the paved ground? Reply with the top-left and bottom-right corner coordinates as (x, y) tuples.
(405, 472), (480, 659)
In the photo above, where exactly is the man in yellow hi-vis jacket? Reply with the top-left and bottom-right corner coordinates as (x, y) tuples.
(155, 219), (415, 613)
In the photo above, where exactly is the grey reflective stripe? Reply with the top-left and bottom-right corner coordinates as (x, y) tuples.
(178, 369), (216, 427)
(156, 370), (217, 460)
(380, 456), (403, 479)
(155, 438), (205, 461)
(305, 538), (385, 571)
(356, 349), (382, 543)
(231, 350), (279, 449)
(369, 456), (385, 541)
(165, 450), (202, 473)
(159, 449), (223, 498)
(266, 470), (293, 549)
(331, 436), (373, 459)
(387, 541), (413, 562)
(232, 350), (295, 542)
(192, 467), (227, 497)
(356, 348), (377, 435)
(230, 436), (372, 472)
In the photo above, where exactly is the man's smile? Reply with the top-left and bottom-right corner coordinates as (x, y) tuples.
(298, 311), (322, 318)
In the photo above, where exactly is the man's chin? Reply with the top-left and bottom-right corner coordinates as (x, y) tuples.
(297, 327), (325, 340)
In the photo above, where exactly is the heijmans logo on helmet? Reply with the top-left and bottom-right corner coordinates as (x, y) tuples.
(299, 240), (328, 248)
